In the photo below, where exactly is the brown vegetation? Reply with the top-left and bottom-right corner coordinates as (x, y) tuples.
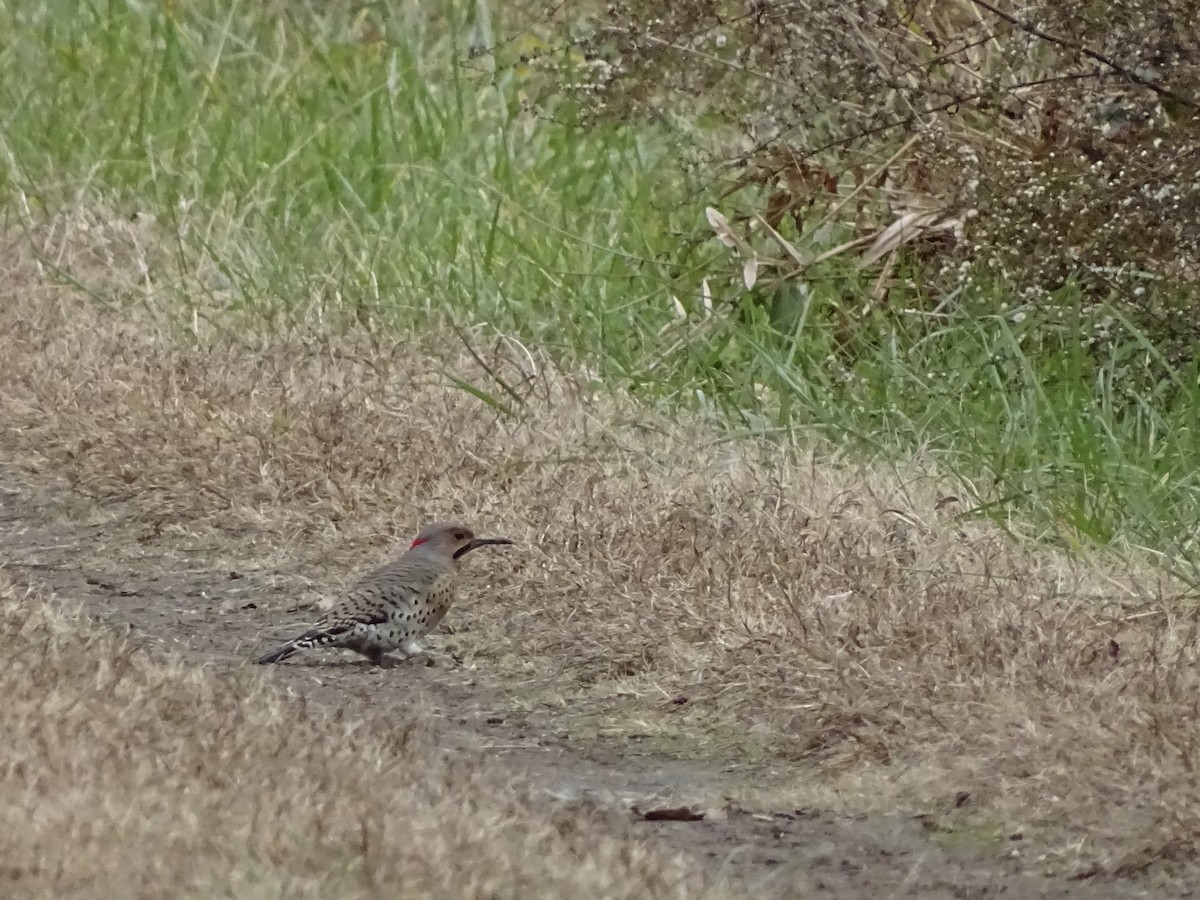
(3, 209), (1200, 894)
(0, 583), (706, 899)
(535, 0), (1200, 354)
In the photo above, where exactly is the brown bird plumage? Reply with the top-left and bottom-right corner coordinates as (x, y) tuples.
(255, 522), (512, 666)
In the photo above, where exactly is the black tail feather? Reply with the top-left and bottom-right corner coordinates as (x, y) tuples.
(256, 642), (299, 665)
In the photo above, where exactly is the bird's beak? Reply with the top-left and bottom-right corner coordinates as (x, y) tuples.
(455, 536), (514, 559)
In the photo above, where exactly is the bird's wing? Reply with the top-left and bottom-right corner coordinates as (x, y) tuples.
(311, 588), (390, 636)
(352, 558), (443, 601)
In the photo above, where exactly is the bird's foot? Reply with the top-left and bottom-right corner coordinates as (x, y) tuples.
(405, 650), (451, 668)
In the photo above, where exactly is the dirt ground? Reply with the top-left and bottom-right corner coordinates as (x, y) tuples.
(3, 212), (1200, 897)
(1, 464), (1192, 898)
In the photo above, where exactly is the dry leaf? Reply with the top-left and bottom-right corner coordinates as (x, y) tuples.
(743, 257), (759, 290)
(705, 206), (737, 248)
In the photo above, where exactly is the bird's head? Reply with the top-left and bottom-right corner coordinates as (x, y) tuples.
(409, 522), (513, 560)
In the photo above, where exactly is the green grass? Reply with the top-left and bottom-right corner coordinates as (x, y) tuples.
(742, 291), (1200, 570)
(2, 0), (1200, 579)
(0, 1), (699, 359)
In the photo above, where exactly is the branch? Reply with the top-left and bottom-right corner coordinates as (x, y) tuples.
(968, 0), (1199, 110)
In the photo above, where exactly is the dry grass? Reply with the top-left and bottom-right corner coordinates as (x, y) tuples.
(0, 582), (703, 899)
(4, 208), (1200, 880)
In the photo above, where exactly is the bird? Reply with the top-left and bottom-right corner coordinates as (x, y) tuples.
(255, 521), (512, 667)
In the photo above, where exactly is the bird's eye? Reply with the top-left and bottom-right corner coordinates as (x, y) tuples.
(455, 531), (467, 540)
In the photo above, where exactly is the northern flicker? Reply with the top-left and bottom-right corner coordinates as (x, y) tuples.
(255, 522), (512, 666)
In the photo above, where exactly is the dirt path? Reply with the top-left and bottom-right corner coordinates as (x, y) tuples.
(1, 463), (1188, 899)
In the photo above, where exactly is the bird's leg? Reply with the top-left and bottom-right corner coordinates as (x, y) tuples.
(363, 647), (387, 667)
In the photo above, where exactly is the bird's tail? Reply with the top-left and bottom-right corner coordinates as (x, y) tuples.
(256, 642), (299, 665)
